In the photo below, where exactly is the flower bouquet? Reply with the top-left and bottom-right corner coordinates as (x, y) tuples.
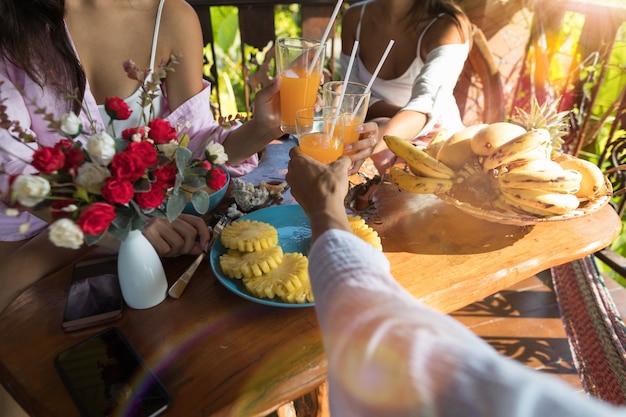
(0, 57), (230, 250)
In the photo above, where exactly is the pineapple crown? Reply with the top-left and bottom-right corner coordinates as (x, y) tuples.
(510, 96), (570, 152)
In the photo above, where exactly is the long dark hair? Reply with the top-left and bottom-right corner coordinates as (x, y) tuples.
(0, 0), (86, 112)
(406, 0), (471, 43)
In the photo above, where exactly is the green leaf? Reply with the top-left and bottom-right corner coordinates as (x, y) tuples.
(175, 146), (192, 173)
(184, 176), (207, 188)
(166, 192), (186, 222)
(191, 190), (210, 214)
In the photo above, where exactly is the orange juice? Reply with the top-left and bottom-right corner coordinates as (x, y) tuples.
(299, 132), (343, 163)
(279, 67), (322, 132)
(342, 114), (362, 155)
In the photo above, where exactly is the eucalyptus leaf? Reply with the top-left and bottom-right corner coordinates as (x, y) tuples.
(191, 190), (210, 214)
(134, 177), (151, 192)
(84, 232), (105, 246)
(166, 192), (186, 222)
(176, 147), (192, 173)
(184, 176), (208, 188)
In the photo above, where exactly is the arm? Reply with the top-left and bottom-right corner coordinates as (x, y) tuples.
(285, 147), (624, 417)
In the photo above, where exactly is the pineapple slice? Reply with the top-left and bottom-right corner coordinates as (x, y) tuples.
(220, 219), (278, 252)
(219, 246), (284, 279)
(348, 215), (383, 250)
(243, 253), (313, 303)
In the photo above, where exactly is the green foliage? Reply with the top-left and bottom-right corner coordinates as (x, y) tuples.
(202, 5), (301, 117)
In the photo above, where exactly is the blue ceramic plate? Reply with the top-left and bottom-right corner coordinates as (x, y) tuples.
(209, 205), (314, 307)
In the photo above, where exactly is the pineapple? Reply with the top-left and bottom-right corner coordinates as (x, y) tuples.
(219, 246), (284, 279)
(348, 215), (383, 250)
(220, 219), (279, 252)
(243, 253), (313, 303)
(510, 96), (570, 154)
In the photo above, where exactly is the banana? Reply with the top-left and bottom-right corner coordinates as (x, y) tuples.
(501, 188), (580, 215)
(555, 154), (606, 198)
(424, 128), (449, 158)
(493, 193), (560, 217)
(383, 135), (455, 179)
(504, 158), (563, 173)
(482, 129), (551, 172)
(498, 168), (582, 194)
(389, 167), (454, 194)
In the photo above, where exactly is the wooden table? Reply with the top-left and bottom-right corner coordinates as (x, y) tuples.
(0, 138), (621, 416)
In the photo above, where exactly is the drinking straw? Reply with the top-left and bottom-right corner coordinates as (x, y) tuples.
(353, 39), (395, 116)
(330, 40), (359, 138)
(308, 0), (344, 74)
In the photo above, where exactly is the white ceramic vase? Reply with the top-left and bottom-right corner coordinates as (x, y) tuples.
(117, 230), (168, 309)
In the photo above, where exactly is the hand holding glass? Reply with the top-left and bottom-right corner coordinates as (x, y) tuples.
(276, 37), (325, 134)
(295, 106), (344, 164)
(322, 81), (370, 155)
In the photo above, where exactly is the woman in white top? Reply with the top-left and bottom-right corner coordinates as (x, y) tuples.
(341, 0), (472, 174)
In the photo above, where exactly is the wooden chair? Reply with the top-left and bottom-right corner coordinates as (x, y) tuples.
(454, 24), (506, 125)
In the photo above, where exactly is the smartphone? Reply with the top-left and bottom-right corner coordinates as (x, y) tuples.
(62, 257), (123, 332)
(55, 327), (171, 417)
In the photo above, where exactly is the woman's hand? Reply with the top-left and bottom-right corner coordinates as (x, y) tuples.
(143, 214), (211, 257)
(343, 121), (379, 175)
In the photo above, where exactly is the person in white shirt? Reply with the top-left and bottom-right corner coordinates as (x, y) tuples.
(285, 146), (626, 417)
(341, 0), (471, 175)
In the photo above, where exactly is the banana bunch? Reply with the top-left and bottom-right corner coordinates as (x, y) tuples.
(382, 118), (609, 218)
(384, 134), (456, 195)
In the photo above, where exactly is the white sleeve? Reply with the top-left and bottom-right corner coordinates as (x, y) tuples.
(308, 229), (625, 417)
(402, 43), (468, 137)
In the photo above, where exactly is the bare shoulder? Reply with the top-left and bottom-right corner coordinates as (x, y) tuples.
(158, 0), (203, 58)
(159, 0), (203, 45)
(421, 13), (470, 53)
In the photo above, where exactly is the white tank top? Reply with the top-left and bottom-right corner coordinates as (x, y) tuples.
(352, 2), (443, 108)
(98, 0), (166, 131)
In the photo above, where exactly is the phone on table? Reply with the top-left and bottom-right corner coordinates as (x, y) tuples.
(62, 257), (123, 332)
(55, 327), (171, 417)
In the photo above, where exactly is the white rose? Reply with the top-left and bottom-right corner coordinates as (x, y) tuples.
(60, 112), (81, 136)
(87, 132), (116, 165)
(157, 141), (178, 159)
(76, 162), (110, 194)
(49, 218), (84, 249)
(12, 175), (51, 207)
(206, 141), (228, 165)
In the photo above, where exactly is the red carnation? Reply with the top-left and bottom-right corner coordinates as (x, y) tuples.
(125, 141), (158, 167)
(104, 96), (132, 120)
(110, 151), (147, 182)
(135, 185), (166, 209)
(77, 202), (116, 235)
(207, 167), (227, 190)
(31, 146), (65, 174)
(101, 178), (135, 205)
(55, 139), (74, 150)
(62, 148), (85, 174)
(122, 126), (146, 141)
(152, 164), (177, 189)
(147, 119), (177, 144)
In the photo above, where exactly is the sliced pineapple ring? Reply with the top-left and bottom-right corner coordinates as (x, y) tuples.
(347, 215), (383, 250)
(220, 219), (279, 252)
(242, 253), (313, 304)
(219, 246), (284, 279)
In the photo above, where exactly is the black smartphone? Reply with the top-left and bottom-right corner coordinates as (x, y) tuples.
(62, 257), (123, 332)
(55, 327), (171, 417)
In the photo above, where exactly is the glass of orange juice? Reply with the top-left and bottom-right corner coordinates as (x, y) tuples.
(276, 37), (326, 134)
(322, 81), (370, 155)
(295, 106), (345, 164)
